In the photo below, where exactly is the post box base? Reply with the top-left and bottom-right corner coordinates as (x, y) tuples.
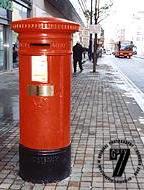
(19, 144), (71, 183)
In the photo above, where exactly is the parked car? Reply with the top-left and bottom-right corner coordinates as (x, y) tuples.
(106, 49), (112, 55)
(133, 50), (137, 55)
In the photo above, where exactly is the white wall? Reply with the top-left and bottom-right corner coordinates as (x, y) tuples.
(32, 0), (64, 17)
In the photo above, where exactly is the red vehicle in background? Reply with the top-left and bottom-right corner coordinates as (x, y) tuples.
(114, 41), (134, 58)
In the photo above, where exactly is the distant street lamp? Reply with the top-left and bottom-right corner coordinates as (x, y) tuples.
(88, 0), (93, 61)
(87, 0), (112, 72)
(93, 0), (100, 72)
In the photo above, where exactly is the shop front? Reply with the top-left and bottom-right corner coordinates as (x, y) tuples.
(12, 0), (31, 68)
(0, 4), (11, 71)
(0, 0), (32, 72)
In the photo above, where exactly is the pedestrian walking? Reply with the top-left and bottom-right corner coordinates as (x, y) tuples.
(13, 44), (18, 63)
(73, 42), (84, 73)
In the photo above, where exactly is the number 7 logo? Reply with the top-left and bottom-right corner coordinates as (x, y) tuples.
(110, 149), (130, 177)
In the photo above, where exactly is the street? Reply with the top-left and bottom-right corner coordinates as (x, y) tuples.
(108, 55), (144, 92)
(100, 55), (144, 114)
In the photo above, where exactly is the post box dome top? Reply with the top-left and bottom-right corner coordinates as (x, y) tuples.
(11, 17), (80, 33)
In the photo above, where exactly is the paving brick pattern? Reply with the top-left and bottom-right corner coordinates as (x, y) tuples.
(0, 59), (144, 189)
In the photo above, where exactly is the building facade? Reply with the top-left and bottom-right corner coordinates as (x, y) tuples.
(0, 0), (89, 72)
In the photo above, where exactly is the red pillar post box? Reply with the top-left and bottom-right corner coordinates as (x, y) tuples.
(11, 17), (79, 183)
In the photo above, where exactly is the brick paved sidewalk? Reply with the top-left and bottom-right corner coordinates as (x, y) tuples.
(0, 58), (144, 190)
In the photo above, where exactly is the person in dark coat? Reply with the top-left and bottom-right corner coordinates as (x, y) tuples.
(13, 44), (18, 63)
(73, 42), (84, 73)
